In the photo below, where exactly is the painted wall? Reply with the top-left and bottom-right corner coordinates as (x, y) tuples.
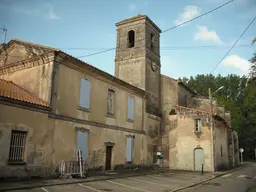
(54, 63), (144, 132)
(168, 114), (212, 172)
(0, 45), (54, 103)
(52, 118), (149, 169)
(0, 104), (54, 178)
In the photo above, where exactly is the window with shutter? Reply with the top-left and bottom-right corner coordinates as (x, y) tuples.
(127, 96), (134, 120)
(79, 79), (91, 109)
(126, 137), (132, 162)
(107, 89), (115, 115)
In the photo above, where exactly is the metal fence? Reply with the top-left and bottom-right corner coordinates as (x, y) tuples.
(58, 150), (88, 179)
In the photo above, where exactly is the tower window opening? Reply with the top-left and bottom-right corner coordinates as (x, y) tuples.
(128, 30), (135, 48)
(150, 33), (154, 50)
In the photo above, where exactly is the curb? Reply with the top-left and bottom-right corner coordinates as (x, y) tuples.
(0, 169), (169, 192)
(169, 164), (250, 192)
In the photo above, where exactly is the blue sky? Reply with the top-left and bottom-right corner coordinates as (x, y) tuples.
(0, 0), (255, 78)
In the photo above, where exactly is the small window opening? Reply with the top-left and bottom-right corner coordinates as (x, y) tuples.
(150, 33), (154, 50)
(195, 119), (201, 132)
(128, 30), (135, 48)
(8, 130), (27, 163)
(221, 145), (223, 157)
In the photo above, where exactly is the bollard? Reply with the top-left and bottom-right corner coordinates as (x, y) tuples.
(201, 164), (204, 175)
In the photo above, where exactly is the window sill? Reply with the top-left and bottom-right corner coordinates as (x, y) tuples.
(127, 119), (134, 123)
(78, 106), (91, 112)
(8, 161), (27, 165)
(195, 131), (202, 133)
(106, 113), (115, 118)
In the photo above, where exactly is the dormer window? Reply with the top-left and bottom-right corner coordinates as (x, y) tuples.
(127, 30), (135, 48)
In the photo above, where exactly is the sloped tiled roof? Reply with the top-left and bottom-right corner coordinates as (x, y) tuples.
(0, 79), (49, 107)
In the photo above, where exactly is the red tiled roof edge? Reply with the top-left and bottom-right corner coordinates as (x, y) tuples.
(0, 79), (49, 107)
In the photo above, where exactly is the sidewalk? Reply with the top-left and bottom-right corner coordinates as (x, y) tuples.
(0, 164), (249, 192)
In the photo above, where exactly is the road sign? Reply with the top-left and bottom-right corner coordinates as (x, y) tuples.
(240, 148), (244, 165)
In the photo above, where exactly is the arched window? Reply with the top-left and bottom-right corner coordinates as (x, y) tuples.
(127, 30), (135, 48)
(150, 33), (154, 50)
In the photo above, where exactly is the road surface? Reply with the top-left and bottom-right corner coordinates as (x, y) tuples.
(182, 162), (256, 192)
(3, 163), (256, 192)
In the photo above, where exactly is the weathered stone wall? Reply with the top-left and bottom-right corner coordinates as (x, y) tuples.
(178, 84), (194, 107)
(168, 112), (212, 171)
(115, 16), (161, 116)
(160, 75), (178, 166)
(145, 114), (161, 164)
(0, 43), (53, 67)
(0, 104), (54, 178)
(214, 120), (229, 170)
(189, 97), (218, 114)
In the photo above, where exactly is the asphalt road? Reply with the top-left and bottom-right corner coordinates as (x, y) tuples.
(182, 163), (256, 192)
(4, 163), (256, 192)
(7, 171), (213, 192)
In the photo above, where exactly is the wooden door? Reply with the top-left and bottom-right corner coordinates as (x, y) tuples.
(105, 146), (112, 170)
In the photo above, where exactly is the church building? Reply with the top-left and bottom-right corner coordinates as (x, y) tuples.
(0, 15), (239, 178)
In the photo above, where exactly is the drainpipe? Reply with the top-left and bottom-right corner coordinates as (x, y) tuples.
(141, 93), (146, 163)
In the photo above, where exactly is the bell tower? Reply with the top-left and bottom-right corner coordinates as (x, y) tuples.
(115, 15), (161, 116)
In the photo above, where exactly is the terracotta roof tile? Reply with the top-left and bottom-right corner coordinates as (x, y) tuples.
(0, 79), (49, 107)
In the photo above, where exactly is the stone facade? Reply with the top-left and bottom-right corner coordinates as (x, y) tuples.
(115, 15), (161, 116)
(0, 15), (239, 178)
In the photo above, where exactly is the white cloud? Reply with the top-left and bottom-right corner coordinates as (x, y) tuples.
(46, 5), (60, 20)
(129, 4), (136, 12)
(175, 5), (200, 25)
(221, 55), (251, 74)
(194, 25), (222, 43)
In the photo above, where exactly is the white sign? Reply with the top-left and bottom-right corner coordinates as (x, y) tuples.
(239, 148), (244, 153)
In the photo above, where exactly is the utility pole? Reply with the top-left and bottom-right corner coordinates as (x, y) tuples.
(209, 88), (215, 172)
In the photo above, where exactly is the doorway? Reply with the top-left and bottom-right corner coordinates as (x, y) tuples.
(194, 148), (204, 171)
(105, 146), (113, 170)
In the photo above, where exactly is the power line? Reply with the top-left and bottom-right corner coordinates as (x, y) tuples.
(162, 0), (235, 33)
(76, 48), (115, 58)
(210, 15), (256, 74)
(59, 44), (252, 50)
(4, 44), (253, 59)
(76, 0), (235, 58)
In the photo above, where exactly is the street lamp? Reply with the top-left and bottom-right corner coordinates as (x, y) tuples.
(209, 86), (224, 172)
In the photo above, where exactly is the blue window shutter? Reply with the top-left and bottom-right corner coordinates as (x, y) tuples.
(77, 131), (88, 160)
(79, 79), (91, 109)
(126, 137), (132, 161)
(128, 96), (134, 120)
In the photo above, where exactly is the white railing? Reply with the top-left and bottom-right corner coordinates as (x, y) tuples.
(58, 150), (88, 179)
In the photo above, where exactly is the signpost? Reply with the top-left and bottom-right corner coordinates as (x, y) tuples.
(239, 148), (244, 165)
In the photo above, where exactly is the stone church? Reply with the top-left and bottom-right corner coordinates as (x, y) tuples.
(0, 15), (239, 178)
